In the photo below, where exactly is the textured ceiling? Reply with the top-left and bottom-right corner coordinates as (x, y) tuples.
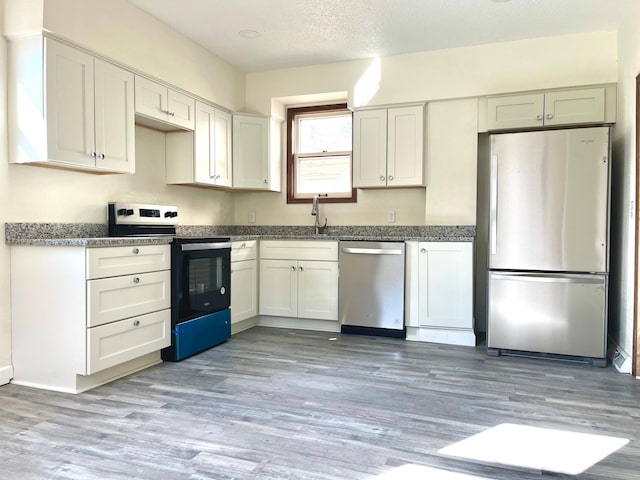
(128, 0), (635, 72)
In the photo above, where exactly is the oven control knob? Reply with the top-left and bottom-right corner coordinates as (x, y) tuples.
(117, 208), (134, 216)
(171, 211), (178, 217)
(164, 211), (172, 218)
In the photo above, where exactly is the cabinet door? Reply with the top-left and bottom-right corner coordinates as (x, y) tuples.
(94, 59), (135, 173)
(543, 87), (605, 126)
(194, 101), (216, 185)
(45, 39), (95, 168)
(232, 114), (270, 189)
(259, 259), (297, 317)
(134, 75), (168, 122)
(167, 89), (195, 130)
(418, 242), (473, 329)
(487, 94), (544, 130)
(231, 259), (257, 323)
(214, 109), (233, 187)
(297, 261), (338, 320)
(353, 109), (387, 187)
(387, 105), (424, 187)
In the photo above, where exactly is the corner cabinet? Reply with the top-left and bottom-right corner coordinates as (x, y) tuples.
(166, 101), (233, 187)
(10, 243), (171, 393)
(405, 241), (475, 346)
(231, 240), (258, 327)
(486, 87), (611, 131)
(353, 104), (425, 188)
(232, 114), (282, 191)
(259, 241), (339, 321)
(8, 36), (135, 173)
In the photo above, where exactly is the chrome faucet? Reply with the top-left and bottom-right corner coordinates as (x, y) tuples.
(312, 194), (328, 234)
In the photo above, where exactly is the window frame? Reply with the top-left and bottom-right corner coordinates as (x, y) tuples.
(286, 103), (357, 204)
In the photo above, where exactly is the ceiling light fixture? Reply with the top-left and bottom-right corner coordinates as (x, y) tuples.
(238, 29), (261, 39)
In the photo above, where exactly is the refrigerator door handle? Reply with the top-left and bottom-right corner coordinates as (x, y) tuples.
(489, 272), (605, 284)
(489, 154), (498, 255)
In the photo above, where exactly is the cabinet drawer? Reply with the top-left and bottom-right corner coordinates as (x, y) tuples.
(86, 309), (170, 374)
(231, 240), (257, 262)
(260, 240), (338, 261)
(87, 270), (170, 327)
(87, 244), (170, 279)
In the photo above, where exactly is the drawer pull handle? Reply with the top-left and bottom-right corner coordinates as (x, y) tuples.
(133, 248), (140, 254)
(133, 277), (140, 284)
(133, 320), (140, 327)
(420, 248), (426, 253)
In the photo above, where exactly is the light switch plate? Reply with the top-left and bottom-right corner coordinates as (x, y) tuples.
(248, 211), (256, 223)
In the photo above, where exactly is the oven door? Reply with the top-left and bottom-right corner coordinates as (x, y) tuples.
(175, 242), (231, 322)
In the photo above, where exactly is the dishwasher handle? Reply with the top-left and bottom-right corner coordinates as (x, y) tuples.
(341, 247), (403, 255)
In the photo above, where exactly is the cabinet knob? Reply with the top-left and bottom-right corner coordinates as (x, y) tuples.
(133, 248), (140, 254)
(420, 248), (426, 253)
(299, 266), (303, 271)
(98, 153), (105, 159)
(379, 176), (385, 181)
(546, 113), (554, 119)
(291, 266), (296, 271)
(264, 179), (269, 184)
(388, 175), (394, 181)
(536, 114), (543, 121)
(133, 277), (140, 284)
(90, 152), (97, 158)
(169, 111), (175, 117)
(133, 320), (140, 327)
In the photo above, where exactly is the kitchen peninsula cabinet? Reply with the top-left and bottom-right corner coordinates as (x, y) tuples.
(166, 101), (233, 187)
(8, 36), (135, 173)
(135, 75), (196, 130)
(487, 87), (608, 130)
(405, 241), (475, 346)
(259, 241), (338, 321)
(353, 104), (425, 188)
(232, 114), (282, 191)
(231, 241), (258, 327)
(11, 243), (171, 393)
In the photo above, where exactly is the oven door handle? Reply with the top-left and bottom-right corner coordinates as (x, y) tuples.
(180, 242), (232, 251)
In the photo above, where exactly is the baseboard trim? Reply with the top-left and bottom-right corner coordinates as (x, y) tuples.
(406, 326), (476, 347)
(0, 365), (14, 386)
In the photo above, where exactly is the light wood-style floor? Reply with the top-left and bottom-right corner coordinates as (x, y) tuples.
(1, 327), (639, 479)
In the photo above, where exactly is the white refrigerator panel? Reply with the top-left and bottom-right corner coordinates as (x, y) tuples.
(489, 127), (609, 272)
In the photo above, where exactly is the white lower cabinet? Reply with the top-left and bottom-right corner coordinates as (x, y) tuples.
(405, 241), (475, 346)
(10, 243), (171, 393)
(259, 241), (338, 321)
(231, 241), (258, 325)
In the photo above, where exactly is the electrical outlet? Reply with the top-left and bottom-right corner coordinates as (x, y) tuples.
(387, 210), (396, 223)
(248, 211), (256, 223)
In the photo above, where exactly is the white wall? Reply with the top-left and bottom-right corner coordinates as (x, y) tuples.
(239, 32), (617, 227)
(610, 5), (640, 366)
(0, 0), (244, 383)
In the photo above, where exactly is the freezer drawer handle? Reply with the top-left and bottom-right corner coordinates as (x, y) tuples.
(490, 273), (604, 284)
(341, 247), (403, 255)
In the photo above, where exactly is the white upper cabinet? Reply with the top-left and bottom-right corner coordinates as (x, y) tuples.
(353, 104), (425, 188)
(166, 101), (232, 187)
(487, 87), (606, 130)
(232, 114), (282, 191)
(8, 36), (135, 173)
(134, 75), (195, 130)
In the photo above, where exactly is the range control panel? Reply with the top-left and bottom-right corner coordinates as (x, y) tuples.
(108, 202), (179, 226)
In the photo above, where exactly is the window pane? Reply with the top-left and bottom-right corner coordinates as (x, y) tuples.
(296, 155), (351, 194)
(298, 115), (352, 154)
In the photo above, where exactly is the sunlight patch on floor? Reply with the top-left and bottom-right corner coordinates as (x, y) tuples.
(438, 423), (629, 475)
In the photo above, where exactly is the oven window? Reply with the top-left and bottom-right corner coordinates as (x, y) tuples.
(187, 257), (226, 312)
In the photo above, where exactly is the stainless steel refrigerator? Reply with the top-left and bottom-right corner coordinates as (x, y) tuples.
(487, 126), (610, 365)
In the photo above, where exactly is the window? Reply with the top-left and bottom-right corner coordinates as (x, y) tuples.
(287, 104), (356, 203)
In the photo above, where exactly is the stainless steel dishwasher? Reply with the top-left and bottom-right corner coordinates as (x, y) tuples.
(339, 241), (405, 337)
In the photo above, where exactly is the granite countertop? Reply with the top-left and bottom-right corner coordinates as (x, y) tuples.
(5, 223), (475, 246)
